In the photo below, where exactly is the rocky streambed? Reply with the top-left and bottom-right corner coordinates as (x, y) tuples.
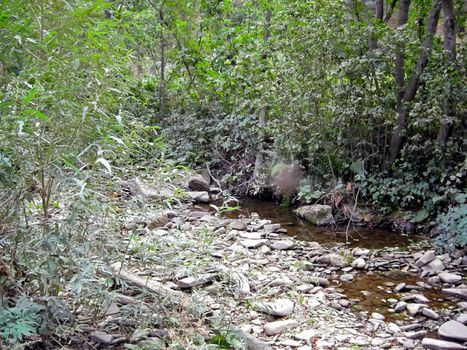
(85, 179), (467, 350)
(69, 178), (467, 350)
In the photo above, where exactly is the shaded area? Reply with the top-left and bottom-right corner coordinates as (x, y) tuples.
(221, 198), (420, 249)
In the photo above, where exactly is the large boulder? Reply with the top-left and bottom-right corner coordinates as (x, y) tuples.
(294, 205), (334, 226)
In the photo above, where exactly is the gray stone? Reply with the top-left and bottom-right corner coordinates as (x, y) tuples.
(304, 276), (329, 287)
(239, 239), (268, 248)
(422, 259), (445, 273)
(271, 240), (295, 250)
(254, 298), (294, 317)
(353, 248), (370, 256)
(439, 272), (463, 284)
(239, 231), (263, 240)
(371, 312), (385, 321)
(186, 191), (210, 203)
(404, 339), (416, 349)
(230, 221), (248, 231)
(421, 308), (439, 320)
(421, 338), (467, 350)
(264, 224), (281, 232)
(456, 313), (467, 325)
(388, 322), (401, 334)
(264, 319), (299, 335)
(406, 303), (426, 316)
(90, 331), (113, 344)
(230, 272), (250, 297)
(415, 250), (436, 267)
(352, 258), (366, 269)
(395, 301), (408, 312)
(294, 205), (334, 226)
(340, 274), (354, 282)
(178, 273), (219, 288)
(443, 288), (467, 300)
(438, 320), (467, 342)
(405, 330), (426, 339)
(395, 283), (407, 293)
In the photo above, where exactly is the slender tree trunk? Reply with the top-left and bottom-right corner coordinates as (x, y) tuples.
(384, 0), (442, 170)
(159, 9), (167, 121)
(253, 5), (272, 181)
(438, 0), (457, 146)
(383, 0), (398, 23)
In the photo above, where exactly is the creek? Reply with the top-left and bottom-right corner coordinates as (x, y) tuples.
(213, 198), (456, 322)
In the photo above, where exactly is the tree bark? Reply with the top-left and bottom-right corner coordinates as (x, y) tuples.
(437, 0), (457, 146)
(253, 5), (271, 181)
(384, 0), (442, 170)
(159, 9), (167, 121)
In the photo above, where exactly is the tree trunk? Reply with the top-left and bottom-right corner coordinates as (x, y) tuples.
(384, 0), (442, 170)
(437, 0), (457, 146)
(159, 9), (167, 121)
(253, 5), (272, 181)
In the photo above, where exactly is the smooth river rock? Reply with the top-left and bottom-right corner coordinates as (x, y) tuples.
(264, 319), (299, 335)
(439, 272), (463, 284)
(254, 298), (294, 317)
(294, 205), (334, 226)
(271, 240), (295, 250)
(443, 288), (467, 300)
(415, 250), (436, 267)
(438, 320), (467, 342)
(422, 338), (467, 350)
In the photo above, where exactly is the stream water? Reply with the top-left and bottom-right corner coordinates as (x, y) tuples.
(223, 198), (417, 249)
(211, 198), (455, 322)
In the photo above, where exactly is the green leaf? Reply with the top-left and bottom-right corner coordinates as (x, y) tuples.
(23, 108), (49, 121)
(411, 209), (429, 224)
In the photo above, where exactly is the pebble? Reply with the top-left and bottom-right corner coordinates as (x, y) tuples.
(395, 301), (408, 312)
(421, 307), (439, 320)
(403, 339), (416, 349)
(371, 312), (385, 321)
(405, 330), (426, 339)
(340, 274), (354, 282)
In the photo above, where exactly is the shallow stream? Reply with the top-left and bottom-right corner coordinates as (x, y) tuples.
(215, 198), (455, 322)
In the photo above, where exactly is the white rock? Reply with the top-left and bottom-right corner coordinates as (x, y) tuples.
(271, 240), (295, 250)
(294, 329), (316, 340)
(438, 320), (467, 341)
(264, 319), (299, 335)
(415, 250), (436, 267)
(352, 258), (366, 269)
(406, 303), (426, 316)
(439, 272), (463, 284)
(239, 239), (268, 248)
(422, 338), (467, 350)
(239, 231), (263, 240)
(422, 259), (445, 273)
(371, 312), (385, 321)
(421, 308), (439, 320)
(254, 298), (294, 317)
